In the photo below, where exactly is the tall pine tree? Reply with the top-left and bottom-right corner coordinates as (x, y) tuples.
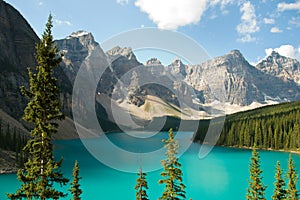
(272, 161), (287, 200)
(286, 154), (299, 199)
(70, 161), (82, 200)
(7, 15), (68, 200)
(134, 168), (149, 200)
(246, 148), (266, 200)
(158, 128), (186, 200)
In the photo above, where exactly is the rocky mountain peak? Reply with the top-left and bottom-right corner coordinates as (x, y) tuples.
(55, 31), (105, 85)
(229, 49), (243, 56)
(256, 51), (300, 84)
(68, 30), (90, 38)
(168, 58), (186, 76)
(65, 30), (96, 47)
(270, 50), (280, 58)
(198, 49), (249, 73)
(106, 46), (136, 61)
(226, 50), (248, 62)
(145, 58), (162, 66)
(170, 58), (183, 66)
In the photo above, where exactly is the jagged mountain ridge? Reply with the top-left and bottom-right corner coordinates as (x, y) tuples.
(56, 31), (300, 117)
(256, 51), (300, 85)
(172, 50), (300, 105)
(1, 0), (300, 136)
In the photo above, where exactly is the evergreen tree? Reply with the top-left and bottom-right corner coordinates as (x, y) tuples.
(7, 15), (68, 200)
(135, 168), (149, 200)
(246, 148), (266, 200)
(159, 128), (186, 200)
(286, 154), (299, 199)
(272, 161), (287, 200)
(70, 161), (82, 200)
(213, 100), (300, 151)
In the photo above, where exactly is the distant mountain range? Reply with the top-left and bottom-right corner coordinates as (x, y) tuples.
(1, 0), (300, 138)
(55, 30), (300, 120)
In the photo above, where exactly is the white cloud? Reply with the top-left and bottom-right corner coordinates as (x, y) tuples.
(209, 0), (234, 9)
(237, 34), (256, 43)
(135, 0), (207, 30)
(134, 0), (234, 30)
(210, 13), (218, 19)
(289, 16), (300, 26)
(270, 27), (283, 33)
(236, 2), (259, 43)
(55, 19), (72, 26)
(278, 0), (300, 12)
(117, 0), (129, 5)
(222, 9), (230, 15)
(263, 18), (275, 24)
(265, 44), (300, 61)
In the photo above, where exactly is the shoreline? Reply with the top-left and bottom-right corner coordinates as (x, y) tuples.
(2, 140), (300, 175)
(217, 144), (300, 155)
(0, 168), (17, 175)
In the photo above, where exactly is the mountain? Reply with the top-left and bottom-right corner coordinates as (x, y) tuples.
(55, 31), (101, 84)
(2, 0), (300, 139)
(0, 0), (75, 139)
(0, 0), (38, 119)
(145, 58), (163, 66)
(176, 50), (300, 106)
(256, 51), (300, 85)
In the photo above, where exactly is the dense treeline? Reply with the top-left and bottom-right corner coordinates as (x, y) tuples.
(194, 101), (300, 150)
(0, 118), (28, 167)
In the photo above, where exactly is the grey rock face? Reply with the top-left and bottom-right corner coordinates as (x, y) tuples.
(0, 1), (38, 119)
(56, 31), (104, 84)
(60, 38), (300, 107)
(2, 0), (300, 126)
(107, 46), (138, 61)
(168, 58), (187, 77)
(0, 1), (73, 120)
(145, 58), (162, 66)
(105, 46), (142, 98)
(169, 50), (300, 105)
(256, 51), (300, 85)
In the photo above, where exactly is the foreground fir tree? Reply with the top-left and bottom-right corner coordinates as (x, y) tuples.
(272, 161), (287, 200)
(286, 154), (299, 199)
(158, 128), (186, 200)
(7, 15), (68, 200)
(135, 167), (149, 200)
(70, 161), (82, 200)
(246, 148), (266, 200)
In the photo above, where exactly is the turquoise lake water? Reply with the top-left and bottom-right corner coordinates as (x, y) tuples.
(1, 132), (300, 199)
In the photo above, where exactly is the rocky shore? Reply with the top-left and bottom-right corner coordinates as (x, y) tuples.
(0, 149), (18, 174)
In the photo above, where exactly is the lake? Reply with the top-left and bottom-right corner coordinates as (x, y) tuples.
(1, 132), (299, 199)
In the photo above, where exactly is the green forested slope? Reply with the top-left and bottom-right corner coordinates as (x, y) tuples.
(215, 101), (300, 150)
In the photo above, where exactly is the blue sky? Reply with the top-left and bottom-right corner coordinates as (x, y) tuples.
(4, 0), (300, 65)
